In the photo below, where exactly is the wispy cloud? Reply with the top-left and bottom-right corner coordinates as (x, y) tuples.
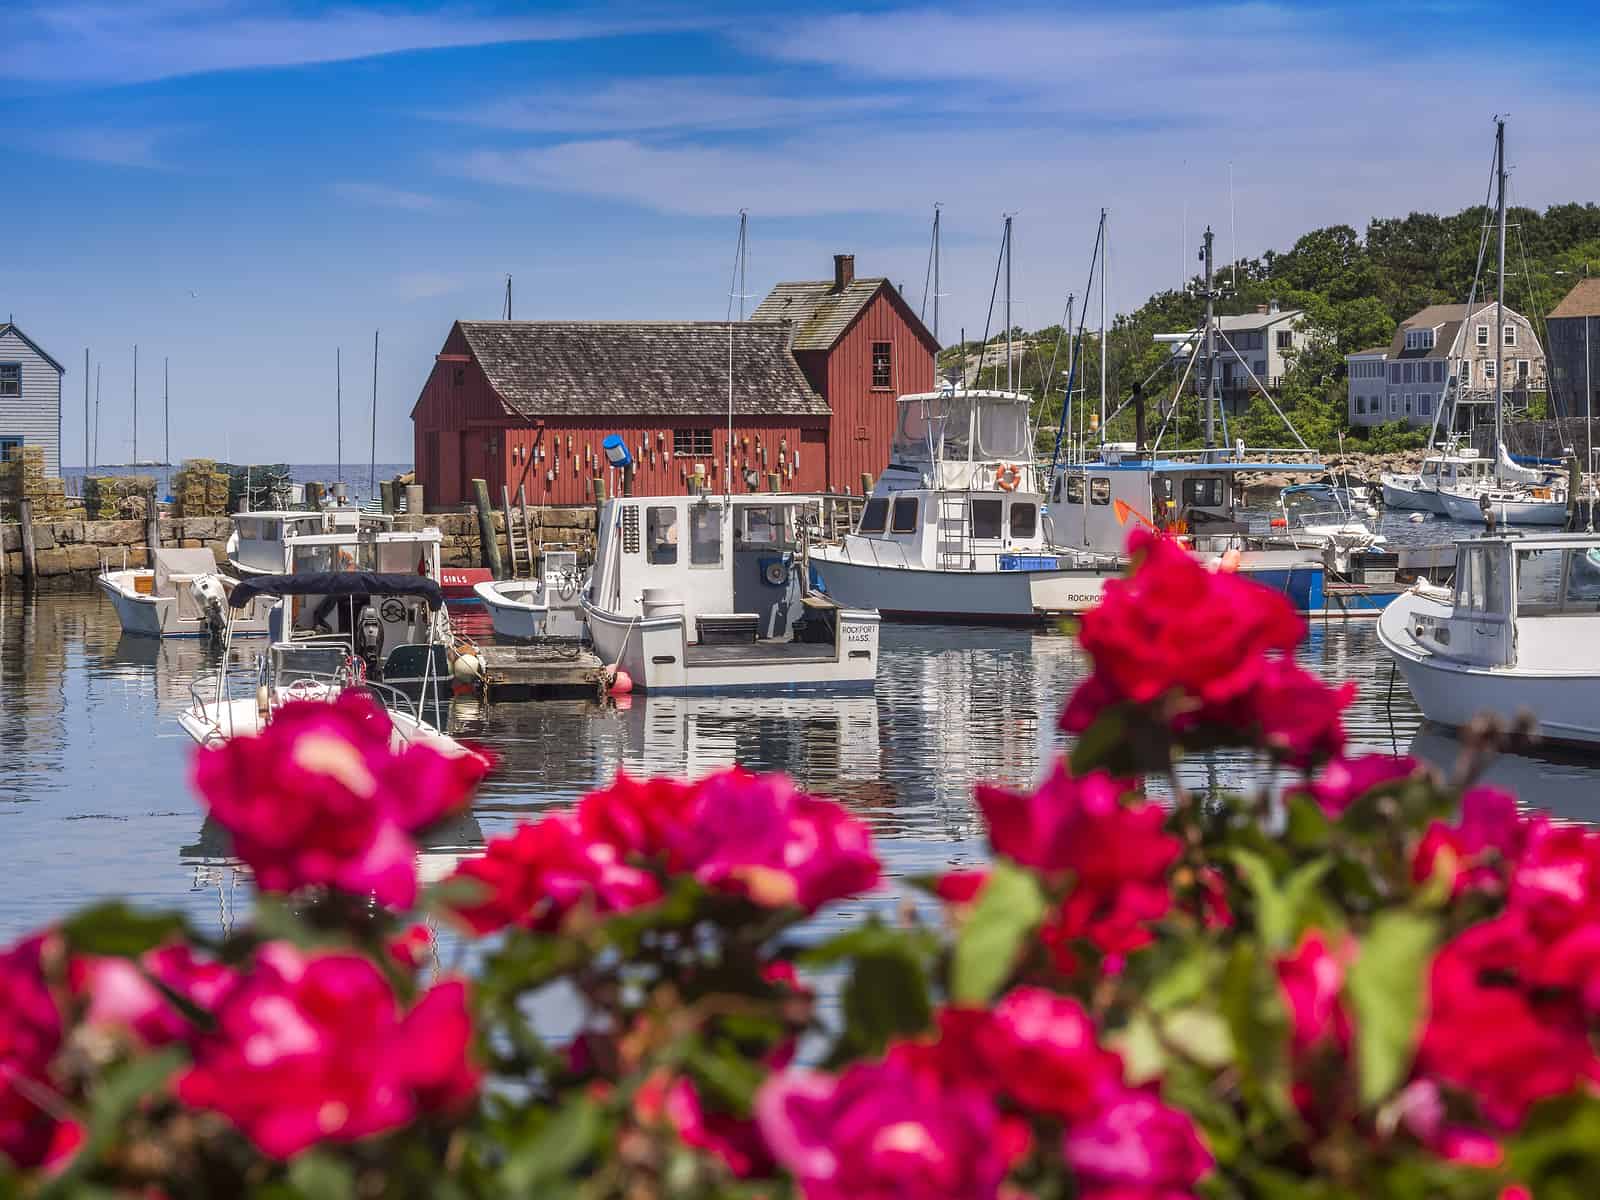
(449, 76), (906, 134)
(26, 123), (188, 168)
(7, 1), (706, 86)
(332, 181), (446, 212)
(393, 272), (467, 300)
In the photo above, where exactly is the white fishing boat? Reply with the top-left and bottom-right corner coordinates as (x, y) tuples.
(1435, 478), (1570, 527)
(1381, 445), (1495, 512)
(474, 550), (588, 641)
(1379, 532), (1600, 748)
(97, 548), (273, 638)
(226, 508), (364, 576)
(583, 493), (879, 693)
(177, 572), (480, 757)
(808, 389), (1121, 621)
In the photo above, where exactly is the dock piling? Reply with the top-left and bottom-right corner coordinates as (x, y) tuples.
(145, 485), (161, 557)
(471, 478), (504, 578)
(18, 498), (37, 585)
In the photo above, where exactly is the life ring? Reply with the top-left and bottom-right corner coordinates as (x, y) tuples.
(995, 463), (1023, 492)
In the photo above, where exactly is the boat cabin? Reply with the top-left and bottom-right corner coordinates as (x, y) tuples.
(885, 389), (1038, 491)
(592, 493), (816, 642)
(1409, 534), (1600, 670)
(1419, 450), (1493, 490)
(285, 527), (443, 579)
(228, 507), (370, 573)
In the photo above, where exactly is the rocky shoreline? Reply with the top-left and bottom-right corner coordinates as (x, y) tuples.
(1236, 450), (1431, 498)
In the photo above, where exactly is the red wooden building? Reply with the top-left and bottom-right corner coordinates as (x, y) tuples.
(411, 255), (937, 508)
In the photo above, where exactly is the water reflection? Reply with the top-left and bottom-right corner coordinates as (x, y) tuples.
(4, 588), (1595, 941)
(1410, 725), (1600, 824)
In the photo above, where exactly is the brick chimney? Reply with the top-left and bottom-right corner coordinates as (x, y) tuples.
(1255, 304), (1269, 315)
(833, 254), (855, 292)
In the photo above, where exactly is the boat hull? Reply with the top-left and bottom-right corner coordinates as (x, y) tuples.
(96, 570), (270, 638)
(1379, 591), (1600, 747)
(1381, 477), (1444, 513)
(582, 598), (878, 693)
(1436, 489), (1568, 527)
(473, 580), (549, 641)
(808, 552), (1112, 623)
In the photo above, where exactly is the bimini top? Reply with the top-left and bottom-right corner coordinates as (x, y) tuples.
(227, 572), (445, 610)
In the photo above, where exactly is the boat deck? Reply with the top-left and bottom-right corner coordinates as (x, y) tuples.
(683, 641), (840, 668)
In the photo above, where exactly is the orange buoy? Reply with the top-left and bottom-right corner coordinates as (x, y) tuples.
(1270, 517), (1288, 528)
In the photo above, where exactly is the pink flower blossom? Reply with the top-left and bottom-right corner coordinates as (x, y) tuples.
(175, 944), (477, 1158)
(1275, 930), (1354, 1054)
(1413, 787), (1526, 895)
(74, 943), (238, 1048)
(192, 692), (490, 908)
(980, 988), (1125, 1122)
(1061, 1088), (1213, 1197)
(932, 870), (988, 904)
(635, 1073), (773, 1178)
(0, 933), (80, 1172)
(1301, 754), (1422, 819)
(757, 1060), (1019, 1200)
(448, 814), (662, 935)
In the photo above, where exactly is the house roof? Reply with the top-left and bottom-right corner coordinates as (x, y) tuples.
(1349, 347), (1389, 357)
(1389, 302), (1528, 360)
(0, 322), (65, 374)
(1215, 308), (1304, 332)
(1550, 278), (1600, 320)
(455, 321), (830, 420)
(750, 278), (938, 352)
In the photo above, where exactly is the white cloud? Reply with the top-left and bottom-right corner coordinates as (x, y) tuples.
(6, 1), (705, 85)
(448, 76), (906, 134)
(332, 181), (445, 212)
(393, 272), (467, 300)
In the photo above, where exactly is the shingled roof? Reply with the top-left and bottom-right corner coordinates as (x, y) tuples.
(1551, 278), (1600, 320)
(749, 278), (893, 351)
(456, 321), (829, 419)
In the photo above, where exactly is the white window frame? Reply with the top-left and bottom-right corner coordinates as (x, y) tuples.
(1483, 359), (1496, 381)
(1517, 358), (1530, 380)
(1460, 360), (1471, 386)
(1476, 324), (1490, 347)
(1503, 324), (1517, 347)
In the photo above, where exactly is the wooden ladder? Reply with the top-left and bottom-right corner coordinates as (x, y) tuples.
(501, 485), (536, 577)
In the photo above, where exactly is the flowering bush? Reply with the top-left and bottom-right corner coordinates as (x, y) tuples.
(7, 537), (1600, 1196)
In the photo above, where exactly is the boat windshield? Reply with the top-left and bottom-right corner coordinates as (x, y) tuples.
(270, 642), (348, 686)
(893, 395), (972, 464)
(1516, 547), (1600, 615)
(974, 400), (1031, 460)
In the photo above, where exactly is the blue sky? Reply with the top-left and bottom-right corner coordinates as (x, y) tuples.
(4, 0), (1597, 465)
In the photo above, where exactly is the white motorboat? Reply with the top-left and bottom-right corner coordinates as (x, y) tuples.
(1435, 480), (1570, 527)
(583, 493), (879, 693)
(1380, 446), (1495, 513)
(1378, 533), (1600, 748)
(226, 508), (363, 576)
(809, 390), (1121, 622)
(97, 548), (273, 639)
(177, 571), (480, 757)
(474, 550), (588, 642)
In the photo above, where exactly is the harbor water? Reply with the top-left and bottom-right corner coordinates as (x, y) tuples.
(8, 571), (1593, 944)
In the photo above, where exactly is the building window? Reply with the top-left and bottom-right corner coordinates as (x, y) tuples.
(1419, 396), (1432, 415)
(858, 497), (888, 534)
(1389, 364), (1402, 385)
(871, 341), (893, 389)
(0, 364), (19, 398)
(1517, 358), (1530, 380)
(1276, 330), (1293, 350)
(647, 506), (679, 565)
(1483, 359), (1496, 381)
(1355, 396), (1364, 414)
(1404, 328), (1436, 351)
(1010, 502), (1037, 539)
(1402, 362), (1414, 384)
(0, 435), (20, 460)
(1503, 324), (1517, 347)
(1460, 360), (1471, 386)
(890, 496), (919, 534)
(1404, 393), (1412, 414)
(1476, 324), (1490, 347)
(1253, 360), (1266, 378)
(689, 503), (723, 566)
(971, 499), (1003, 539)
(672, 428), (714, 457)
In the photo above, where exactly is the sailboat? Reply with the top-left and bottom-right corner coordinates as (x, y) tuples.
(1434, 120), (1570, 528)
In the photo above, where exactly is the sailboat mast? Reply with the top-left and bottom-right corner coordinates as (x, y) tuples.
(163, 357), (170, 471)
(1004, 215), (1013, 392)
(933, 205), (941, 345)
(726, 210), (747, 500)
(132, 344), (138, 465)
(1099, 208), (1108, 445)
(1203, 226), (1217, 449)
(1494, 117), (1506, 479)
(336, 347), (342, 486)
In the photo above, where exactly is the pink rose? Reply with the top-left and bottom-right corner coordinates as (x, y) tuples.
(448, 814), (662, 935)
(981, 988), (1124, 1121)
(0, 933), (80, 1172)
(1413, 787), (1526, 894)
(192, 691), (490, 908)
(175, 944), (477, 1158)
(1234, 658), (1354, 766)
(757, 1060), (1019, 1200)
(1062, 1088), (1213, 1195)
(1301, 754), (1422, 818)
(635, 1074), (773, 1179)
(74, 943), (238, 1048)
(1275, 930), (1353, 1054)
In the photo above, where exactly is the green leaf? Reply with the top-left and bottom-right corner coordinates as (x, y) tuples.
(1068, 708), (1127, 774)
(1114, 1013), (1166, 1083)
(684, 1043), (769, 1114)
(1229, 850), (1330, 951)
(1218, 941), (1293, 1118)
(797, 918), (936, 968)
(1345, 910), (1437, 1107)
(500, 1095), (603, 1193)
(1284, 792), (1333, 850)
(838, 946), (932, 1060)
(36, 1050), (185, 1199)
(286, 1152), (356, 1200)
(1160, 1006), (1235, 1070)
(1508, 1095), (1600, 1196)
(951, 861), (1046, 1005)
(59, 902), (189, 959)
(1145, 944), (1219, 1013)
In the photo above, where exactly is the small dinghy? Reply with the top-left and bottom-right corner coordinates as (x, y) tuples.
(474, 550), (588, 642)
(97, 548), (272, 639)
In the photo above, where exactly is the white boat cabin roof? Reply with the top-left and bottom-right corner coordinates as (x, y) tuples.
(891, 389), (1034, 467)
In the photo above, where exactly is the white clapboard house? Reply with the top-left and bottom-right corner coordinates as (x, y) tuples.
(0, 320), (65, 477)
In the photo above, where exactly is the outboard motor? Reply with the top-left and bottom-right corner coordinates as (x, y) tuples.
(356, 604), (385, 673)
(189, 574), (231, 637)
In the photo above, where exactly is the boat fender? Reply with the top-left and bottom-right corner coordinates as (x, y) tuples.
(995, 463), (1023, 492)
(607, 668), (634, 696)
(452, 651), (483, 684)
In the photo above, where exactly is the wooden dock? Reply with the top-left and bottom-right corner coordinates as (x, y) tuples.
(476, 642), (606, 700)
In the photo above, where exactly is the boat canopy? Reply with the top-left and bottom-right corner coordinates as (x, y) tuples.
(227, 572), (445, 610)
(892, 390), (1032, 465)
